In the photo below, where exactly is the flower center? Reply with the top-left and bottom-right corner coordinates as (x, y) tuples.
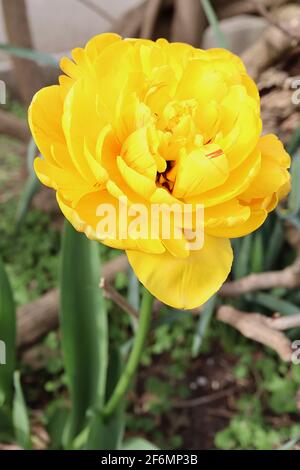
(156, 160), (176, 192)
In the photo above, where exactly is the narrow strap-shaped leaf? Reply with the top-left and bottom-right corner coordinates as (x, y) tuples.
(127, 266), (140, 331)
(15, 173), (41, 230)
(12, 371), (31, 449)
(121, 437), (159, 450)
(265, 219), (284, 271)
(86, 348), (124, 450)
(0, 43), (58, 66)
(253, 292), (299, 316)
(201, 0), (228, 49)
(288, 122), (300, 155)
(279, 431), (300, 450)
(192, 295), (217, 357)
(15, 140), (41, 229)
(233, 234), (253, 280)
(251, 232), (264, 273)
(0, 256), (16, 420)
(60, 222), (108, 446)
(127, 266), (140, 312)
(286, 153), (300, 215)
(277, 153), (300, 222)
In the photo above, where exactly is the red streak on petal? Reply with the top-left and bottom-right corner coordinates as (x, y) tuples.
(206, 149), (224, 159)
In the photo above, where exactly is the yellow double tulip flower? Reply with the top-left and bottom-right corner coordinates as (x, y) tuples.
(29, 34), (290, 309)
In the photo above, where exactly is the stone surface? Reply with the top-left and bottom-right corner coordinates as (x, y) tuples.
(202, 14), (268, 55)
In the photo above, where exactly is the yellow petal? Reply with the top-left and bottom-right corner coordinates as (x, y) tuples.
(85, 33), (121, 62)
(156, 39), (194, 80)
(60, 189), (166, 254)
(28, 85), (66, 167)
(117, 156), (156, 199)
(205, 199), (251, 233)
(59, 35), (121, 84)
(34, 158), (92, 206)
(241, 134), (291, 201)
(58, 74), (74, 99)
(173, 147), (229, 198)
(150, 187), (183, 206)
(127, 235), (233, 309)
(207, 48), (246, 74)
(258, 134), (290, 168)
(176, 60), (228, 106)
(93, 40), (134, 116)
(121, 127), (157, 179)
(194, 101), (219, 143)
(62, 78), (109, 183)
(115, 92), (153, 142)
(83, 140), (108, 184)
(187, 147), (261, 207)
(206, 203), (267, 238)
(60, 56), (82, 80)
(217, 105), (261, 170)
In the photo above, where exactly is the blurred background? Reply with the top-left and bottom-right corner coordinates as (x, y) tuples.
(1, 0), (300, 451)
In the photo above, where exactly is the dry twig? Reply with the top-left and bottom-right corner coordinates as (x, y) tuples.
(218, 0), (286, 18)
(221, 222), (300, 297)
(242, 4), (300, 79)
(0, 109), (30, 142)
(173, 386), (237, 408)
(171, 0), (205, 46)
(252, 0), (300, 43)
(0, 443), (22, 450)
(220, 257), (300, 297)
(17, 255), (128, 350)
(100, 277), (139, 321)
(217, 306), (300, 361)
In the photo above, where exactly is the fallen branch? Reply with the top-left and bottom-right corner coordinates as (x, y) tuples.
(217, 305), (300, 361)
(171, 0), (206, 46)
(140, 0), (162, 39)
(172, 385), (237, 409)
(113, 1), (147, 37)
(2, 0), (45, 105)
(100, 277), (139, 321)
(0, 443), (22, 450)
(0, 109), (30, 142)
(220, 256), (300, 297)
(218, 0), (287, 18)
(242, 4), (300, 79)
(270, 314), (300, 330)
(252, 0), (300, 43)
(221, 223), (300, 297)
(17, 254), (128, 350)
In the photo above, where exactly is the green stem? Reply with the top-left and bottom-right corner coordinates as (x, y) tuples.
(201, 0), (228, 49)
(288, 122), (300, 155)
(102, 288), (153, 418)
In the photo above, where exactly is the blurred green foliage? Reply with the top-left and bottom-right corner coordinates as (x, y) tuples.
(0, 200), (60, 306)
